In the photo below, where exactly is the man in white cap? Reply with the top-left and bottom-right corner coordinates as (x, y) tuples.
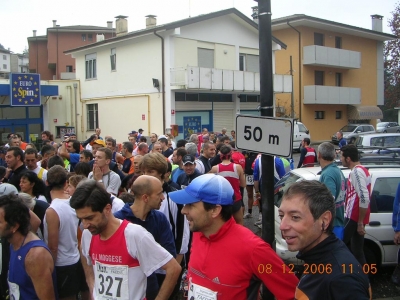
(169, 174), (298, 300)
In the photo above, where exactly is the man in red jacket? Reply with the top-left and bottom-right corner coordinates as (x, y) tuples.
(169, 174), (298, 300)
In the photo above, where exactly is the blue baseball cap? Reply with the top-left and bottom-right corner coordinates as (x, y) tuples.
(169, 174), (234, 205)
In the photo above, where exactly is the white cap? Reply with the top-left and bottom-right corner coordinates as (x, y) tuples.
(0, 184), (18, 196)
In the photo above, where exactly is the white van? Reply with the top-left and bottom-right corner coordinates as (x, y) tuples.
(293, 121), (311, 151)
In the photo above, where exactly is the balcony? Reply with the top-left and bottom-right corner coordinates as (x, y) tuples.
(170, 66), (292, 93)
(303, 45), (361, 69)
(60, 72), (76, 80)
(304, 85), (361, 105)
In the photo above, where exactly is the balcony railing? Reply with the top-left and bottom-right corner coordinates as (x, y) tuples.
(303, 45), (361, 69)
(304, 85), (361, 105)
(170, 66), (292, 93)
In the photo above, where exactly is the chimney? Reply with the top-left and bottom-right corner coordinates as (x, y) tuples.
(115, 15), (128, 36)
(33, 30), (37, 37)
(371, 14), (383, 32)
(251, 6), (259, 24)
(52, 20), (57, 27)
(145, 15), (157, 28)
(107, 21), (113, 29)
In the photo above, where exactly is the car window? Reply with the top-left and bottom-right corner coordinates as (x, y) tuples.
(370, 137), (384, 146)
(371, 177), (398, 213)
(341, 125), (357, 132)
(298, 124), (307, 133)
(362, 125), (373, 132)
(274, 173), (302, 208)
(383, 136), (400, 147)
(356, 136), (364, 146)
(356, 126), (363, 132)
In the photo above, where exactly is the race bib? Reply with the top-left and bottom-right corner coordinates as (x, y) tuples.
(94, 262), (129, 300)
(8, 281), (20, 300)
(246, 175), (254, 185)
(188, 281), (217, 300)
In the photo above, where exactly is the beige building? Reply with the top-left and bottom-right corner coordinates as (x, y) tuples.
(271, 14), (396, 141)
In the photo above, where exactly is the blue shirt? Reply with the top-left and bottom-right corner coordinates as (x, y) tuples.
(171, 167), (185, 183)
(8, 240), (58, 299)
(338, 138), (347, 149)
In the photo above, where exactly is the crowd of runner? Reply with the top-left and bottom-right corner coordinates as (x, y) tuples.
(0, 127), (375, 299)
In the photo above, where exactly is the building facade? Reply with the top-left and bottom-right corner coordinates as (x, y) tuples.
(0, 48), (11, 79)
(271, 14), (396, 141)
(66, 9), (292, 143)
(28, 20), (115, 80)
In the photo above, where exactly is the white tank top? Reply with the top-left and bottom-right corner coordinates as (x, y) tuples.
(44, 198), (80, 266)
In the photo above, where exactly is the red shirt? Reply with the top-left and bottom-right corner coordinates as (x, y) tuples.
(188, 218), (298, 300)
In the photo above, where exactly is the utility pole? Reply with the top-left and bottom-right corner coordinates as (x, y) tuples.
(257, 0), (275, 299)
(290, 56), (295, 118)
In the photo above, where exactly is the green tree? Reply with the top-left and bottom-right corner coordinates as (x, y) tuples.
(384, 2), (400, 113)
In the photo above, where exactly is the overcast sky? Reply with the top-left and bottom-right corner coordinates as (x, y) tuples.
(1, 0), (397, 53)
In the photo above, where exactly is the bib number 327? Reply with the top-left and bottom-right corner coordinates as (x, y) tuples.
(95, 262), (129, 300)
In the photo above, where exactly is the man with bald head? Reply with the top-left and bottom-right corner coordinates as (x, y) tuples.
(114, 175), (176, 300)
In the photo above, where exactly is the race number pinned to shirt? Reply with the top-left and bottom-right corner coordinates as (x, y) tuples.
(188, 281), (217, 300)
(246, 175), (254, 185)
(94, 261), (129, 300)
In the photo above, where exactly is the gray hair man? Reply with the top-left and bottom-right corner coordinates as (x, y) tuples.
(317, 142), (346, 240)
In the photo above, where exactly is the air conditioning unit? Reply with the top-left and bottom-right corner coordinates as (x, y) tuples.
(276, 106), (285, 113)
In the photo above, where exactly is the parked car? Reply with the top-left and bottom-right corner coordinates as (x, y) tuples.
(376, 122), (400, 133)
(356, 133), (400, 149)
(332, 124), (375, 144)
(293, 121), (310, 152)
(274, 165), (400, 267)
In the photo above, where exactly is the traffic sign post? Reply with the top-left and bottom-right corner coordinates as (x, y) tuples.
(236, 115), (293, 157)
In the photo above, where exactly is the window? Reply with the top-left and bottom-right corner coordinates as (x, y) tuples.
(315, 111), (325, 119)
(198, 48), (214, 68)
(371, 177), (398, 212)
(2, 64), (6, 69)
(239, 53), (259, 72)
(239, 95), (260, 102)
(88, 34), (93, 41)
(81, 34), (86, 41)
(175, 93), (233, 102)
(335, 111), (342, 119)
(315, 71), (324, 85)
(239, 54), (245, 71)
(335, 73), (342, 87)
(87, 104), (99, 130)
(66, 65), (73, 72)
(2, 55), (6, 60)
(335, 36), (342, 49)
(85, 53), (97, 79)
(314, 33), (324, 46)
(110, 48), (116, 71)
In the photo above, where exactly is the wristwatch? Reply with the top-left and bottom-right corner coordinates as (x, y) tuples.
(98, 180), (103, 183)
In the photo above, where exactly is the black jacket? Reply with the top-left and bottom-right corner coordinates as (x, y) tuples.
(296, 234), (371, 299)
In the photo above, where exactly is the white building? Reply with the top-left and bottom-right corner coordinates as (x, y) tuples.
(66, 8), (292, 142)
(0, 48), (11, 78)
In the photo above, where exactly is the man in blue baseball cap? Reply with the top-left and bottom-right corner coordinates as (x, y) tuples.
(169, 174), (298, 300)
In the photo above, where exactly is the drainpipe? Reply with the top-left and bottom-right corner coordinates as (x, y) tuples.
(287, 21), (302, 121)
(73, 83), (78, 130)
(153, 30), (166, 133)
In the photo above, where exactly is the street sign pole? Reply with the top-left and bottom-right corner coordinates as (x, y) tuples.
(258, 0), (274, 299)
